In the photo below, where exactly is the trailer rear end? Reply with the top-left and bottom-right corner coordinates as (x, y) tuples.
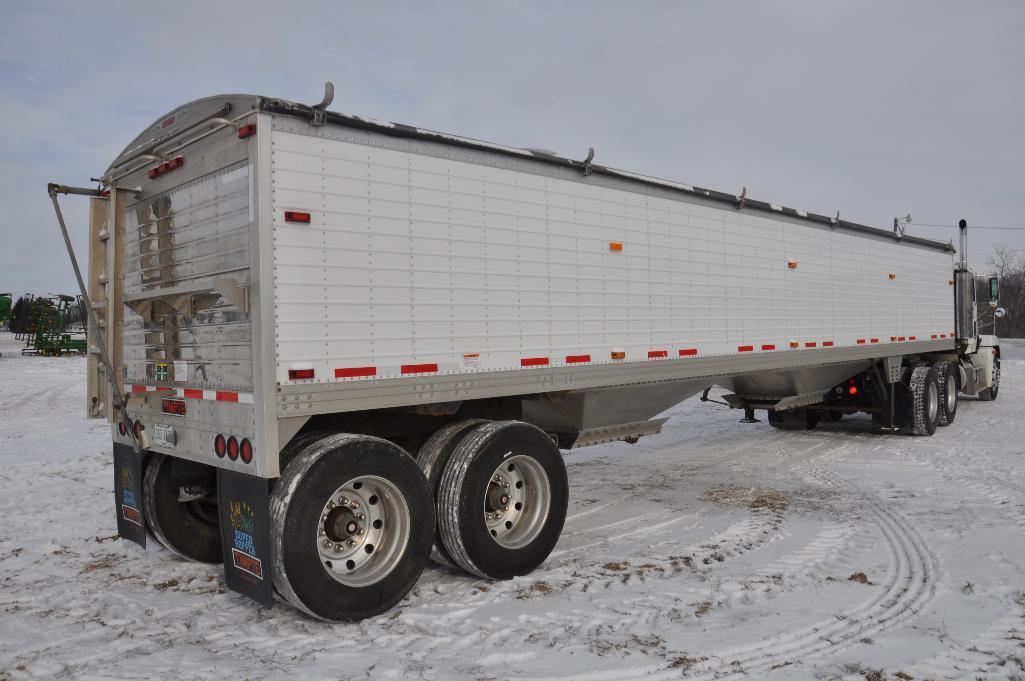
(49, 85), (1000, 621)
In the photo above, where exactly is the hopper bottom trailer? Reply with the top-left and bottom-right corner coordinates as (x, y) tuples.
(49, 85), (1000, 622)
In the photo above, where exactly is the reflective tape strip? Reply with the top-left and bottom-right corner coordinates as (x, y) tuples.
(520, 357), (550, 367)
(823, 341), (834, 347)
(335, 366), (377, 378)
(125, 384), (171, 394)
(162, 387), (254, 404)
(761, 344), (776, 351)
(565, 354), (591, 364)
(805, 342), (817, 348)
(679, 348), (698, 357)
(647, 350), (668, 359)
(738, 345), (754, 352)
(401, 363), (438, 374)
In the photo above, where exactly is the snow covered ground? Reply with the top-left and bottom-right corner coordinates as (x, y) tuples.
(1, 332), (1024, 680)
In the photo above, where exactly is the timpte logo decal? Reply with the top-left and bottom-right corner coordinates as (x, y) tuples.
(119, 466), (142, 526)
(228, 500), (264, 580)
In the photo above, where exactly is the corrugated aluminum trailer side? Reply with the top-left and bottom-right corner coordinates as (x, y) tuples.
(51, 88), (998, 622)
(264, 107), (955, 449)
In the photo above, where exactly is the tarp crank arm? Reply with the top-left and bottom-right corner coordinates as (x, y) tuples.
(47, 182), (143, 456)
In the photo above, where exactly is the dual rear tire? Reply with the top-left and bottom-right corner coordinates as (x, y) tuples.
(270, 435), (435, 622)
(431, 421), (569, 580)
(907, 361), (959, 435)
(268, 422), (568, 621)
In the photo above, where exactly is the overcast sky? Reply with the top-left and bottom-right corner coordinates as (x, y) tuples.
(1, 0), (1023, 300)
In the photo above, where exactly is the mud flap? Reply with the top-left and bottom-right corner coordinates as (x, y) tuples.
(113, 443), (147, 547)
(217, 469), (274, 607)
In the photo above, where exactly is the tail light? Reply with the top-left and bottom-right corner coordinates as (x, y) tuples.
(240, 439), (253, 464)
(147, 155), (184, 179)
(214, 434), (227, 458)
(848, 378), (859, 396)
(227, 436), (239, 461)
(118, 421), (128, 436)
(238, 124), (257, 139)
(133, 420), (144, 438)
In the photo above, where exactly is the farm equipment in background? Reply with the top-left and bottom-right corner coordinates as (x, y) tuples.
(21, 294), (87, 356)
(0, 293), (11, 329)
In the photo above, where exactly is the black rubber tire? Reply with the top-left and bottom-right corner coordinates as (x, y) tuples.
(825, 411), (844, 422)
(934, 361), (959, 426)
(270, 434), (434, 622)
(979, 358), (1000, 401)
(767, 409), (820, 431)
(416, 419), (488, 569)
(909, 364), (940, 436)
(437, 421), (568, 580)
(143, 453), (222, 563)
(277, 430), (331, 477)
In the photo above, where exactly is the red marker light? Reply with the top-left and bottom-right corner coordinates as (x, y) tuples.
(848, 385), (858, 396)
(240, 439), (253, 464)
(118, 421), (128, 436)
(227, 436), (239, 461)
(214, 434), (226, 458)
(284, 211), (311, 224)
(238, 124), (256, 139)
(289, 368), (315, 380)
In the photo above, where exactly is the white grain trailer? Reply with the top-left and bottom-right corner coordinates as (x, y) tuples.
(48, 84), (1000, 621)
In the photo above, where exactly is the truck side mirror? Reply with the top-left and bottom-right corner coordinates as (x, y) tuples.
(989, 276), (999, 302)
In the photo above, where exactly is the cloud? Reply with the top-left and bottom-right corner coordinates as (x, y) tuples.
(2, 0), (1023, 300)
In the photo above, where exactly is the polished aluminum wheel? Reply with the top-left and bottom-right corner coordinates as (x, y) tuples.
(483, 454), (551, 549)
(316, 475), (410, 587)
(945, 374), (957, 415)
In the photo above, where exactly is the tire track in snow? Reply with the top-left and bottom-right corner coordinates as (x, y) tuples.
(682, 467), (938, 678)
(526, 465), (938, 681)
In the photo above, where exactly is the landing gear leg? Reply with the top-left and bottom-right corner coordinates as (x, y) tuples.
(879, 380), (900, 433)
(740, 406), (760, 423)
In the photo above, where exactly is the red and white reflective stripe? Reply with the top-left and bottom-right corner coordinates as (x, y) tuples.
(566, 354), (591, 364)
(647, 350), (668, 359)
(126, 385), (254, 404)
(126, 384), (173, 394)
(761, 344), (776, 351)
(520, 357), (550, 367)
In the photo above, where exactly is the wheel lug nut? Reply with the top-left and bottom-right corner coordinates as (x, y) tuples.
(350, 501), (359, 509)
(321, 540), (332, 548)
(327, 501), (336, 509)
(357, 513), (366, 521)
(338, 496), (349, 506)
(318, 529), (325, 536)
(503, 506), (509, 512)
(358, 528), (365, 535)
(334, 543), (343, 551)
(348, 539), (357, 547)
